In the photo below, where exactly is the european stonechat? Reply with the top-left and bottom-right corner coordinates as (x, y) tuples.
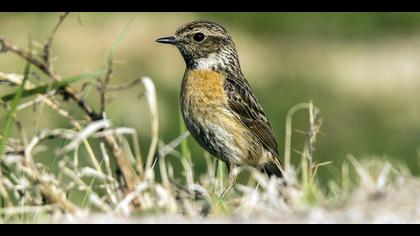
(157, 20), (283, 193)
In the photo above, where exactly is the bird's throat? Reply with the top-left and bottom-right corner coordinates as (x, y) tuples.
(192, 53), (219, 70)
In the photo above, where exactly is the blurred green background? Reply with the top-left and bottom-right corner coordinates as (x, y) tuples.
(1, 13), (420, 186)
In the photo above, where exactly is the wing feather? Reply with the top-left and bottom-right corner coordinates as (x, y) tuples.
(224, 77), (280, 160)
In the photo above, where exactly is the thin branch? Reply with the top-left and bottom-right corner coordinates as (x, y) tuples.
(0, 38), (51, 77)
(0, 37), (100, 120)
(0, 15), (143, 210)
(43, 12), (70, 66)
(98, 57), (114, 115)
(106, 78), (142, 92)
(103, 134), (140, 194)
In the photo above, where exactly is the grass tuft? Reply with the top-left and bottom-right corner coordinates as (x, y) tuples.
(1, 13), (419, 224)
(0, 51), (31, 161)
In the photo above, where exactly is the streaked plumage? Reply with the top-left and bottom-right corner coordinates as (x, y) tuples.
(157, 20), (283, 192)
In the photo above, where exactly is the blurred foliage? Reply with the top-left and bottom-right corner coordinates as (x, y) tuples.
(201, 13), (420, 39)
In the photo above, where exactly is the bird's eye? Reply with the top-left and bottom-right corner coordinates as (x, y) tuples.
(193, 32), (205, 42)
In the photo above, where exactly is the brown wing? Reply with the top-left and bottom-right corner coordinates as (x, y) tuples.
(224, 76), (280, 159)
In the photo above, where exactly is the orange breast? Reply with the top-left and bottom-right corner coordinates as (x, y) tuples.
(181, 69), (226, 112)
(180, 69), (265, 166)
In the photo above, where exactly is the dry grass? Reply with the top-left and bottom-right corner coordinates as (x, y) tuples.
(1, 13), (419, 224)
(47, 177), (420, 224)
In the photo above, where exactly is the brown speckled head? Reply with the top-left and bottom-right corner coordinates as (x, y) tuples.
(157, 20), (241, 71)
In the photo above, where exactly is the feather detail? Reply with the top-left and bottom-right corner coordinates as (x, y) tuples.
(224, 76), (281, 162)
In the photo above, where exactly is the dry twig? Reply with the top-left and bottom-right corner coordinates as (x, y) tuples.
(0, 13), (142, 212)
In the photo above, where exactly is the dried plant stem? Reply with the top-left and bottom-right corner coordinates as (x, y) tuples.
(100, 142), (119, 205)
(0, 52), (30, 162)
(30, 95), (102, 173)
(0, 172), (13, 208)
(284, 103), (312, 173)
(98, 57), (114, 115)
(43, 12), (70, 66)
(35, 176), (79, 213)
(24, 130), (80, 213)
(62, 167), (112, 212)
(0, 35), (141, 207)
(17, 91), (57, 111)
(143, 77), (159, 178)
(104, 134), (140, 192)
(306, 101), (321, 181)
(0, 205), (56, 216)
(0, 37), (100, 120)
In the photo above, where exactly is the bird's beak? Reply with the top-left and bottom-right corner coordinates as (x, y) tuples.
(156, 36), (177, 45)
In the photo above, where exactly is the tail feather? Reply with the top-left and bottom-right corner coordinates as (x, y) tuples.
(263, 160), (283, 178)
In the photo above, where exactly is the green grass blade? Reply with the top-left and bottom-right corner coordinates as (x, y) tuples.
(0, 61), (31, 160)
(103, 17), (134, 66)
(0, 70), (104, 102)
(81, 176), (97, 208)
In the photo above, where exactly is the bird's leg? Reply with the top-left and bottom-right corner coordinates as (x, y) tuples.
(221, 162), (237, 198)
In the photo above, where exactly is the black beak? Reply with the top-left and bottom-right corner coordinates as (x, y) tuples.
(156, 36), (177, 45)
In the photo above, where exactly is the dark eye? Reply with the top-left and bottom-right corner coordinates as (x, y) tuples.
(193, 32), (205, 42)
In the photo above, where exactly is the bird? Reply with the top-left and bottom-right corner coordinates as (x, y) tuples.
(157, 20), (283, 195)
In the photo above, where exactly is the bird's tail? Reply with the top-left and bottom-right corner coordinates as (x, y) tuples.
(263, 159), (283, 178)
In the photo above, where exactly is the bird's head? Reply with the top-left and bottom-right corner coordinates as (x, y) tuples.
(157, 20), (241, 71)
